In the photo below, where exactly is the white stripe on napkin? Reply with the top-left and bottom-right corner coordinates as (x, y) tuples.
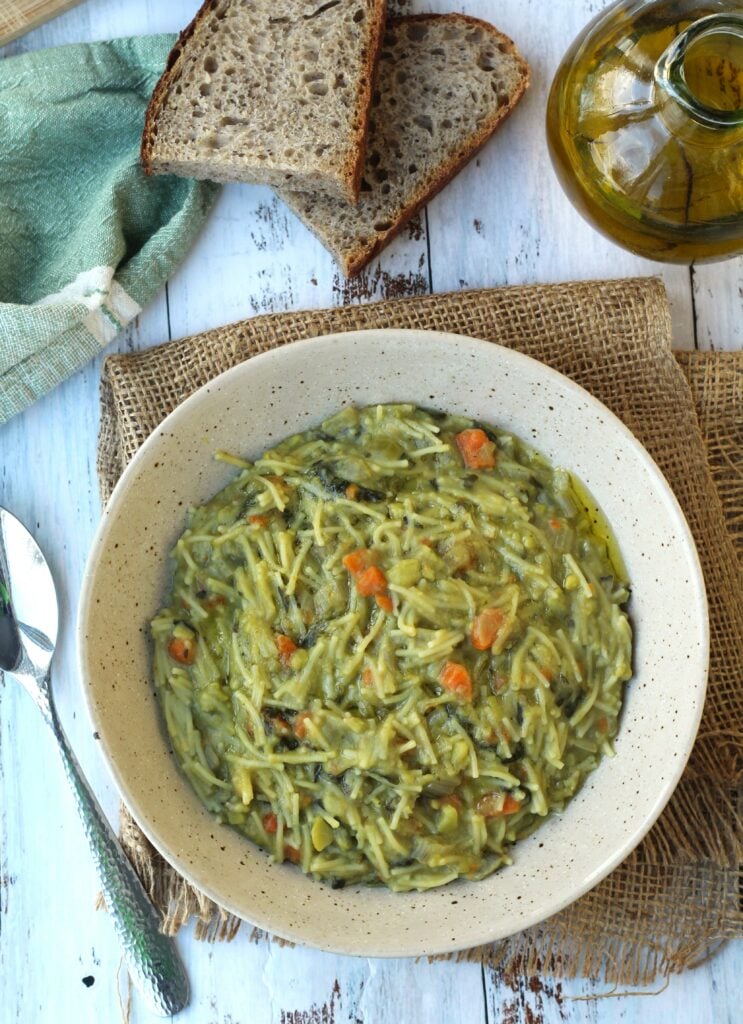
(34, 265), (142, 346)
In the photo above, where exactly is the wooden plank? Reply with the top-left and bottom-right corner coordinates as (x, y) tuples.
(483, 938), (743, 1024)
(692, 261), (743, 352)
(167, 186), (430, 340)
(261, 949), (486, 1024)
(0, 14), (174, 1024)
(0, 0), (83, 46)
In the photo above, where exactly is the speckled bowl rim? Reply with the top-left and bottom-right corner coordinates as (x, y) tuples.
(78, 329), (708, 957)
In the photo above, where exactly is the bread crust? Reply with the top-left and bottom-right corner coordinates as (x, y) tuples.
(344, 0), (387, 201)
(340, 13), (530, 275)
(141, 0), (387, 203)
(141, 0), (217, 177)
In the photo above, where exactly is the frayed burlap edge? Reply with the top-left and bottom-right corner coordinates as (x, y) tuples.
(97, 279), (742, 983)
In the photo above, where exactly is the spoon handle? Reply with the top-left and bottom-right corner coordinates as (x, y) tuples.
(48, 696), (190, 1016)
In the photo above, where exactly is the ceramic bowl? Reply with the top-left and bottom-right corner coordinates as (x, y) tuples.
(78, 329), (708, 957)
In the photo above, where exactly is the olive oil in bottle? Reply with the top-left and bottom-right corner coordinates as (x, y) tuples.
(547, 1), (743, 262)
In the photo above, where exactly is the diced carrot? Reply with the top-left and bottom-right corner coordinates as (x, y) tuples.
(502, 794), (522, 815)
(167, 636), (197, 665)
(476, 792), (521, 818)
(284, 844), (301, 864)
(597, 715), (609, 734)
(344, 551), (392, 605)
(294, 711), (312, 740)
(342, 549), (370, 575)
(345, 483), (360, 500)
(355, 565), (387, 597)
(420, 538), (434, 548)
(203, 594), (227, 610)
(248, 514), (269, 526)
(440, 794), (462, 810)
(548, 518), (562, 530)
(470, 607), (506, 650)
(275, 634), (298, 665)
(439, 661), (473, 701)
(454, 428), (496, 470)
(263, 812), (278, 834)
(362, 668), (374, 687)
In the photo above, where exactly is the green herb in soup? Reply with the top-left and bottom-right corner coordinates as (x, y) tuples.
(151, 404), (632, 891)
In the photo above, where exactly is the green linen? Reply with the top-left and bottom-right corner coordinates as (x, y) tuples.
(0, 35), (219, 424)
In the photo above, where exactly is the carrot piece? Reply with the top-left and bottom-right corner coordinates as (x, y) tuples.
(263, 812), (278, 834)
(375, 593), (394, 613)
(470, 607), (506, 650)
(361, 668), (374, 687)
(294, 711), (312, 739)
(248, 514), (269, 526)
(342, 549), (370, 575)
(454, 428), (496, 470)
(548, 518), (562, 530)
(167, 636), (197, 665)
(345, 483), (360, 500)
(502, 794), (522, 815)
(476, 793), (521, 818)
(284, 844), (301, 864)
(275, 633), (298, 665)
(439, 661), (473, 701)
(202, 594), (227, 610)
(355, 565), (387, 597)
(597, 715), (609, 734)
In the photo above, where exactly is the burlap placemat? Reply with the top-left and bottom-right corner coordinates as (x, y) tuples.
(98, 278), (742, 985)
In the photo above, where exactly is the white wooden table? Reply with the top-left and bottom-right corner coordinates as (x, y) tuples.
(0, 1), (740, 1021)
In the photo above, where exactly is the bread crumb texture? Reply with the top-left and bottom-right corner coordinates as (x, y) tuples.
(144, 0), (386, 200)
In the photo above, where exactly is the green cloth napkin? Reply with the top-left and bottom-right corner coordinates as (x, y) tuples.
(0, 35), (220, 425)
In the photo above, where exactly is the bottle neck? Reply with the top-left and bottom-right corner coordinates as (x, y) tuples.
(655, 13), (743, 129)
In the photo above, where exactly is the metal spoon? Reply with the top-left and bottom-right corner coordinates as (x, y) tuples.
(0, 507), (190, 1016)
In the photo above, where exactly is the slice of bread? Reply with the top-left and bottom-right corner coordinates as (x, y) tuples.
(275, 14), (530, 275)
(141, 0), (387, 202)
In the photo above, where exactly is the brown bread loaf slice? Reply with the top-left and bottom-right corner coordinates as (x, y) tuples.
(141, 0), (387, 202)
(275, 14), (530, 275)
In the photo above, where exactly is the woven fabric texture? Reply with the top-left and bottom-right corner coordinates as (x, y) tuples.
(97, 278), (742, 984)
(0, 35), (219, 424)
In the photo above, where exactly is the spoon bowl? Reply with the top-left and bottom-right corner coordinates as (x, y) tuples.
(0, 507), (57, 683)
